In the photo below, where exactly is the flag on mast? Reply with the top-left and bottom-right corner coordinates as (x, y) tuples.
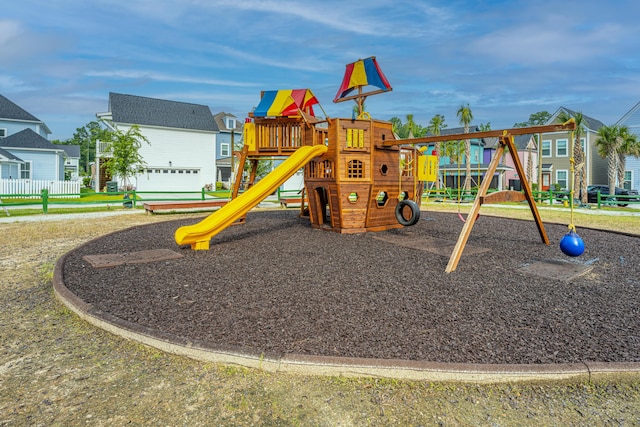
(333, 57), (392, 103)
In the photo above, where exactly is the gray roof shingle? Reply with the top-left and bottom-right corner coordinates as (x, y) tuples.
(0, 128), (59, 150)
(0, 146), (23, 161)
(54, 144), (81, 157)
(557, 107), (605, 131)
(0, 94), (41, 122)
(109, 92), (218, 132)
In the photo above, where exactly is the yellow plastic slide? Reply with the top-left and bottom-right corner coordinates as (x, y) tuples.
(175, 144), (328, 250)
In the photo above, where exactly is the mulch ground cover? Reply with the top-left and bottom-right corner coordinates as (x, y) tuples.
(60, 210), (639, 364)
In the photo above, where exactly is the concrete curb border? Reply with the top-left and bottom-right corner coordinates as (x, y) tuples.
(54, 250), (640, 384)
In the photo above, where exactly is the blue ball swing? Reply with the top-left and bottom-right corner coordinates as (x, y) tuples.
(559, 130), (585, 257)
(560, 225), (585, 257)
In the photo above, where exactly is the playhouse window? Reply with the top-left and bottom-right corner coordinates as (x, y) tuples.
(347, 159), (363, 178)
(376, 191), (389, 207)
(321, 160), (334, 178)
(306, 161), (317, 178)
(380, 164), (388, 175)
(348, 192), (358, 203)
(346, 128), (365, 149)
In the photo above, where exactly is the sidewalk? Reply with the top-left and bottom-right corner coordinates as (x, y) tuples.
(0, 208), (146, 224)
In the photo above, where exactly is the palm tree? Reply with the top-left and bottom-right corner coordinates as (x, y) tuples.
(456, 103), (473, 191)
(595, 125), (621, 194)
(352, 101), (367, 119)
(615, 126), (640, 188)
(389, 117), (402, 138)
(405, 114), (416, 139)
(556, 110), (587, 202)
(427, 114), (446, 188)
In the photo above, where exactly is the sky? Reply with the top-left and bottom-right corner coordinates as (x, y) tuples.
(2, 0), (640, 141)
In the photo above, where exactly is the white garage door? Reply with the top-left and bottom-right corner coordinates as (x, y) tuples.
(135, 168), (202, 192)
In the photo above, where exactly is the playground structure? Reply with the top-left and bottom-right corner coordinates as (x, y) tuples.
(175, 57), (577, 272)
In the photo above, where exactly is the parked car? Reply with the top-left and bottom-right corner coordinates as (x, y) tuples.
(585, 185), (639, 207)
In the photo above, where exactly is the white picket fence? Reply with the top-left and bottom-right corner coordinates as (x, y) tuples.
(0, 179), (81, 198)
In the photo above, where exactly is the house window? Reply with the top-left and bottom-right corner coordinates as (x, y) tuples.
(624, 170), (632, 190)
(556, 170), (568, 190)
(2, 163), (19, 179)
(21, 161), (31, 179)
(0, 128), (6, 139)
(221, 143), (230, 157)
(541, 140), (551, 157)
(226, 118), (236, 129)
(556, 139), (568, 157)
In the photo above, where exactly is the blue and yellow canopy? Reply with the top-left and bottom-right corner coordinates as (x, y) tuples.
(253, 89), (319, 118)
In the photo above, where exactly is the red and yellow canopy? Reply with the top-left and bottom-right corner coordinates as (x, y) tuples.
(253, 89), (319, 118)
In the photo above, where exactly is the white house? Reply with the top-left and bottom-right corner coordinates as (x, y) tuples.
(96, 93), (219, 192)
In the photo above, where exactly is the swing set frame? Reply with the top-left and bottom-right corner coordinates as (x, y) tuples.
(384, 120), (577, 272)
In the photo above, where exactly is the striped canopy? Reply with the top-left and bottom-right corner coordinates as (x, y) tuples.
(333, 57), (392, 103)
(253, 89), (319, 118)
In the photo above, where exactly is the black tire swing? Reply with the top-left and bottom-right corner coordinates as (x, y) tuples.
(395, 199), (420, 226)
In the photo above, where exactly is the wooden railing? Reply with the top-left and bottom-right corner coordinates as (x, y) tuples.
(255, 118), (304, 152)
(252, 117), (329, 155)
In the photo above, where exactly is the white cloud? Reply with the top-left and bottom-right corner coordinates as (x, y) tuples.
(85, 70), (261, 88)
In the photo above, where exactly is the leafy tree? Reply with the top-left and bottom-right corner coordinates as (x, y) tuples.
(456, 103), (473, 191)
(615, 126), (640, 188)
(389, 117), (403, 138)
(388, 116), (427, 139)
(427, 114), (446, 153)
(352, 102), (367, 118)
(595, 125), (622, 194)
(406, 114), (417, 138)
(62, 121), (111, 175)
(102, 125), (150, 190)
(427, 114), (447, 189)
(515, 111), (552, 190)
(514, 111), (551, 128)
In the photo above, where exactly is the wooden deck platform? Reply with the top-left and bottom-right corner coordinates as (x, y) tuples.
(143, 199), (228, 213)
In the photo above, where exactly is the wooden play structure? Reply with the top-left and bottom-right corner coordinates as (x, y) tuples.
(232, 58), (431, 234)
(176, 56), (576, 272)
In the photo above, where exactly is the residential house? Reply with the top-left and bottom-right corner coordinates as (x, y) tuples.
(0, 146), (24, 180)
(615, 101), (640, 190)
(422, 126), (515, 190)
(0, 94), (51, 181)
(543, 107), (607, 191)
(54, 144), (81, 181)
(484, 134), (539, 191)
(0, 129), (67, 181)
(96, 92), (219, 192)
(0, 94), (51, 140)
(212, 112), (243, 185)
(0, 94), (81, 195)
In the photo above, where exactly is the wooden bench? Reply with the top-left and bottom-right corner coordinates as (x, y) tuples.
(279, 197), (307, 208)
(479, 190), (526, 205)
(143, 199), (228, 213)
